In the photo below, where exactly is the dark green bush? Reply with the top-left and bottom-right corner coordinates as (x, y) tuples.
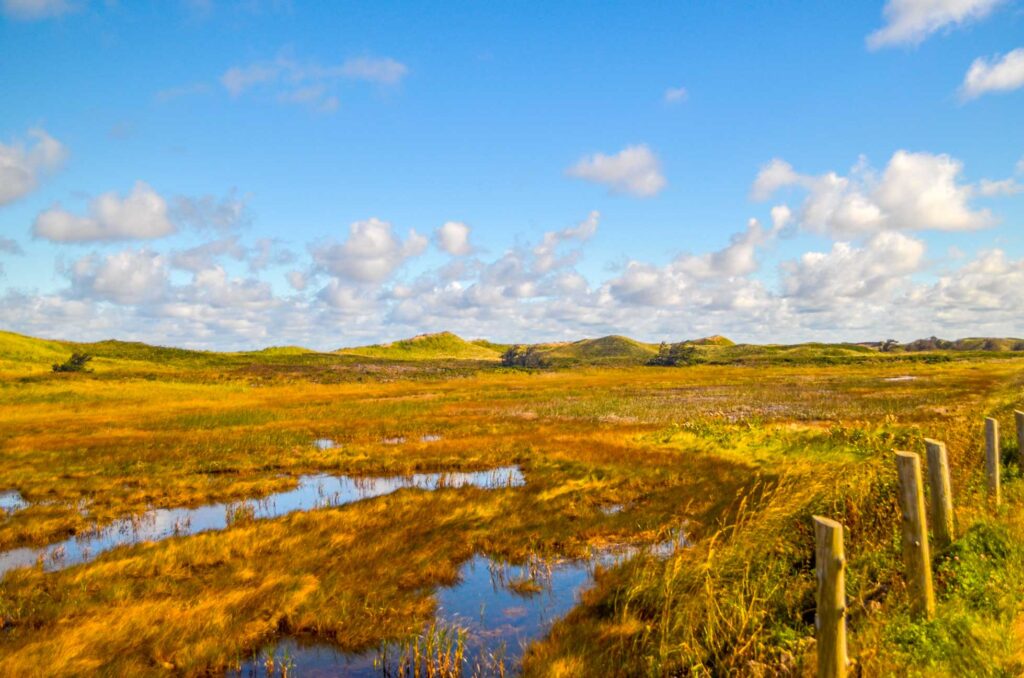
(52, 353), (93, 373)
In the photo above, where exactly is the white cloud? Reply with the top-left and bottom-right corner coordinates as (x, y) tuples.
(435, 221), (473, 256)
(71, 249), (169, 305)
(753, 151), (996, 236)
(751, 159), (804, 201)
(8, 194), (1024, 349)
(170, 191), (250, 232)
(2, 0), (74, 20)
(961, 48), (1024, 100)
(0, 128), (66, 206)
(221, 53), (408, 111)
(567, 145), (666, 198)
(277, 85), (339, 113)
(977, 177), (1024, 196)
(664, 86), (688, 103)
(222, 62), (281, 97)
(33, 181), (176, 242)
(770, 204), (793, 231)
(866, 0), (1005, 49)
(781, 231), (926, 307)
(247, 238), (295, 272)
(312, 217), (427, 284)
(170, 237), (247, 272)
(921, 249), (1024, 314)
(185, 266), (274, 309)
(608, 219), (773, 308)
(532, 211), (599, 274)
(676, 219), (770, 279)
(874, 151), (990, 230)
(339, 57), (409, 85)
(286, 270), (307, 291)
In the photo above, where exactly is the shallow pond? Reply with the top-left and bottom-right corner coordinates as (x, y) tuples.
(0, 466), (524, 577)
(235, 534), (688, 677)
(0, 490), (27, 514)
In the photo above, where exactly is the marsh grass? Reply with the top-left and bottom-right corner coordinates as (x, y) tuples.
(1, 346), (1023, 675)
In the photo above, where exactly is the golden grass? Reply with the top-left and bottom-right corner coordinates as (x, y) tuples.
(1, 355), (1023, 674)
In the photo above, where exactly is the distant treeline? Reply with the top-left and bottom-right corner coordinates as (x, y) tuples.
(866, 337), (1024, 353)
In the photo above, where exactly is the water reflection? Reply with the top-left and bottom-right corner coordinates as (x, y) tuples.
(235, 534), (687, 677)
(0, 466), (524, 577)
(0, 490), (27, 514)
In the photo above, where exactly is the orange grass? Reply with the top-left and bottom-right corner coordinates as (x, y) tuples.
(1, 355), (1023, 675)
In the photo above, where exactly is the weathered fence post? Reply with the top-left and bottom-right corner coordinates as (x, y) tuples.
(895, 451), (935, 618)
(813, 516), (848, 678)
(1015, 410), (1024, 467)
(985, 417), (1000, 506)
(923, 439), (954, 549)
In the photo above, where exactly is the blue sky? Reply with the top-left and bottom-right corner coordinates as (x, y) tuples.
(1, 0), (1022, 349)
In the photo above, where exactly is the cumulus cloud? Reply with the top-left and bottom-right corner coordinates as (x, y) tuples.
(1, 0), (75, 20)
(567, 145), (666, 198)
(0, 128), (66, 206)
(33, 181), (176, 242)
(753, 151), (998, 236)
(170, 237), (247, 272)
(221, 53), (408, 111)
(435, 221), (473, 256)
(770, 204), (793, 231)
(70, 249), (170, 305)
(961, 48), (1024, 100)
(781, 231), (926, 308)
(7, 194), (1024, 349)
(751, 159), (804, 201)
(311, 217), (427, 284)
(531, 210), (599, 272)
(185, 266), (275, 309)
(608, 219), (774, 308)
(866, 0), (1005, 49)
(921, 249), (1024, 315)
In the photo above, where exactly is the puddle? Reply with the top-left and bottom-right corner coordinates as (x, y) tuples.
(382, 436), (406, 445)
(420, 434), (442, 443)
(883, 376), (918, 382)
(234, 556), (605, 677)
(234, 535), (687, 677)
(313, 438), (337, 450)
(599, 503), (625, 515)
(0, 490), (28, 514)
(0, 466), (524, 578)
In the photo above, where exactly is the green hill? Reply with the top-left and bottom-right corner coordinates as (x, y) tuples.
(689, 334), (735, 347)
(0, 330), (71, 366)
(336, 332), (503, 361)
(5, 328), (1024, 374)
(538, 335), (660, 364)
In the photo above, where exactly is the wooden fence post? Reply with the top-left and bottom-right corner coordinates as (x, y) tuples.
(985, 417), (1000, 506)
(1015, 410), (1024, 467)
(813, 516), (848, 678)
(895, 451), (935, 618)
(923, 439), (954, 549)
